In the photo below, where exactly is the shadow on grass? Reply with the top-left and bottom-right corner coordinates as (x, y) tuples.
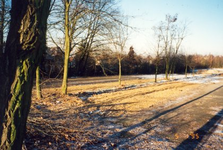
(28, 85), (223, 149)
(26, 100), (136, 149)
(81, 85), (223, 149)
(114, 85), (223, 135)
(175, 109), (223, 150)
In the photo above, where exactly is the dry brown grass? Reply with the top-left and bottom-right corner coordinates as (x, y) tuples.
(88, 82), (200, 113)
(28, 76), (213, 149)
(41, 78), (156, 94)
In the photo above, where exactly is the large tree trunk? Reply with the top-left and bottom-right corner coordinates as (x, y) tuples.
(0, 0), (50, 149)
(61, 0), (71, 95)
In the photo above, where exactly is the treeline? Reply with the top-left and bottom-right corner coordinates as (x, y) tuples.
(41, 46), (223, 78)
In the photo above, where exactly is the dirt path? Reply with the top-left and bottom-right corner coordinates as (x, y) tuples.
(26, 77), (223, 149)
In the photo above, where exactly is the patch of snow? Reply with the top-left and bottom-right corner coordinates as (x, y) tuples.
(133, 69), (223, 84)
(214, 130), (223, 134)
(56, 100), (61, 104)
(80, 96), (88, 101)
(77, 69), (223, 101)
(104, 118), (118, 122)
(216, 123), (223, 128)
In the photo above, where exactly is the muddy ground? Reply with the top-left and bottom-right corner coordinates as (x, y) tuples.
(25, 74), (223, 150)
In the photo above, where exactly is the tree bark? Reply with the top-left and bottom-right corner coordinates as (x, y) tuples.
(36, 66), (42, 99)
(0, 0), (50, 149)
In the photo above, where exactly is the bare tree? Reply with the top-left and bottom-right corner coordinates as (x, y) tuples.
(75, 0), (120, 76)
(154, 14), (187, 79)
(109, 22), (128, 85)
(169, 22), (187, 75)
(163, 14), (177, 79)
(35, 1), (56, 99)
(152, 26), (163, 82)
(48, 0), (121, 94)
(47, 0), (88, 94)
(61, 0), (72, 94)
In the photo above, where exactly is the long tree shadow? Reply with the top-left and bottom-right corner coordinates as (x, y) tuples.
(77, 82), (179, 104)
(26, 101), (135, 149)
(175, 109), (223, 150)
(113, 85), (223, 137)
(81, 85), (223, 149)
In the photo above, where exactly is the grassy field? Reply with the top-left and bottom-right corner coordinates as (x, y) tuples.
(26, 73), (223, 149)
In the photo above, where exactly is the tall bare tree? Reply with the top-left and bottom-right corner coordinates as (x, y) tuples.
(75, 0), (121, 76)
(35, 0), (55, 99)
(61, 0), (72, 94)
(109, 23), (128, 85)
(0, 0), (51, 149)
(49, 0), (122, 94)
(48, 0), (87, 94)
(154, 14), (187, 79)
(169, 23), (187, 75)
(152, 26), (163, 82)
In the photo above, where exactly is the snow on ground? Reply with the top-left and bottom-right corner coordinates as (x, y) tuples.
(27, 68), (223, 149)
(81, 68), (223, 98)
(133, 68), (223, 84)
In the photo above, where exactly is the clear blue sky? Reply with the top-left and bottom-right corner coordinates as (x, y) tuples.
(119, 0), (223, 56)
